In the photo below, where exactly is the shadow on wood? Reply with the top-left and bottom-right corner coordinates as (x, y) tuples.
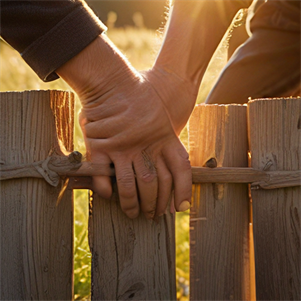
(0, 91), (74, 300)
(189, 104), (251, 300)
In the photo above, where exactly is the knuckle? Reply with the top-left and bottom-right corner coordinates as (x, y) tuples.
(117, 172), (135, 187)
(170, 148), (191, 171)
(137, 170), (157, 183)
(177, 156), (191, 172)
(134, 150), (157, 183)
(183, 159), (192, 171)
(177, 147), (189, 160)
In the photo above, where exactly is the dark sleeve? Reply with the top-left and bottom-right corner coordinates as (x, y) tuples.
(0, 0), (107, 81)
(250, 0), (300, 33)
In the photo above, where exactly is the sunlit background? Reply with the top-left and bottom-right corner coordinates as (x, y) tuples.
(0, 0), (243, 299)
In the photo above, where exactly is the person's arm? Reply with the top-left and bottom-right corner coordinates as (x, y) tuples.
(143, 0), (252, 134)
(1, 0), (192, 219)
(205, 0), (301, 104)
(0, 0), (106, 81)
(56, 34), (192, 219)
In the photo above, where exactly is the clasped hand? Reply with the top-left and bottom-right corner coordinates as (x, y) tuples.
(80, 70), (192, 219)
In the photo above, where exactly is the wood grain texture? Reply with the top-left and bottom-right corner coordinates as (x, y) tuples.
(89, 188), (176, 300)
(0, 91), (74, 300)
(188, 104), (250, 300)
(2, 161), (301, 189)
(248, 98), (301, 300)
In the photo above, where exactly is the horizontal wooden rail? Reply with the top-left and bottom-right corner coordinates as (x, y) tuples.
(192, 167), (301, 189)
(1, 154), (300, 190)
(192, 167), (266, 183)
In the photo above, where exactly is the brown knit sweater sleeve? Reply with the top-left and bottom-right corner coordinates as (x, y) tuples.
(0, 0), (107, 81)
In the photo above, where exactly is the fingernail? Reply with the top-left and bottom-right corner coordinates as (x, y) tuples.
(178, 200), (190, 212)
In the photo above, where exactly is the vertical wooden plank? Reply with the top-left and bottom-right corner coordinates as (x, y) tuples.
(248, 98), (301, 300)
(188, 104), (250, 300)
(89, 189), (176, 300)
(0, 91), (74, 300)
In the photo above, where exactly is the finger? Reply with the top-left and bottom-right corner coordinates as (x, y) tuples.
(79, 111), (90, 159)
(169, 191), (175, 214)
(163, 140), (192, 212)
(156, 156), (172, 217)
(133, 150), (158, 220)
(82, 101), (127, 121)
(84, 133), (112, 200)
(84, 117), (128, 139)
(87, 144), (113, 200)
(92, 176), (112, 199)
(79, 110), (87, 126)
(114, 157), (139, 219)
(92, 172), (112, 200)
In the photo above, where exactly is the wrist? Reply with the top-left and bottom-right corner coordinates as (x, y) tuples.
(149, 65), (199, 103)
(144, 66), (198, 134)
(57, 34), (140, 107)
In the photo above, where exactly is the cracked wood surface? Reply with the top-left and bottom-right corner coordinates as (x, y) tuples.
(89, 188), (176, 300)
(248, 98), (301, 300)
(0, 91), (74, 300)
(189, 104), (251, 300)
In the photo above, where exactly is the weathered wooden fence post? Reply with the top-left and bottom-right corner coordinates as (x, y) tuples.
(0, 91), (74, 300)
(248, 98), (301, 300)
(188, 104), (250, 300)
(89, 191), (176, 300)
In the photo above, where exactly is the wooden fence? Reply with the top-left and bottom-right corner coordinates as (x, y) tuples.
(0, 91), (300, 300)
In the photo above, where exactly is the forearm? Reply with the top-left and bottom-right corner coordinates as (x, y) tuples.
(155, 0), (252, 87)
(57, 34), (139, 107)
(57, 33), (193, 218)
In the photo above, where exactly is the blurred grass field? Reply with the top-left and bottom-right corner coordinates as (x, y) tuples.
(1, 18), (232, 298)
(0, 27), (192, 300)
